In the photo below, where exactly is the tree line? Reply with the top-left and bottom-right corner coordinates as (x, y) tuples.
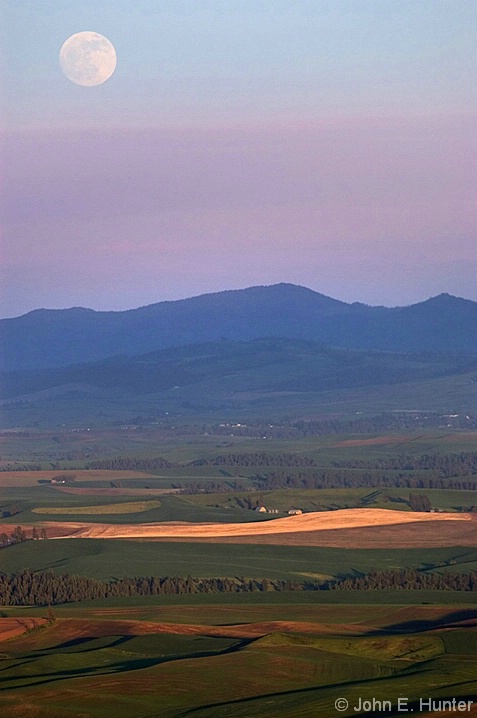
(3, 447), (475, 481)
(1, 568), (475, 606)
(251, 469), (477, 492)
(98, 411), (476, 438)
(288, 412), (477, 436)
(209, 413), (477, 438)
(176, 480), (249, 495)
(175, 469), (477, 495)
(191, 453), (318, 467)
(0, 456), (176, 472)
(0, 463), (43, 472)
(85, 456), (176, 471)
(332, 451), (477, 476)
(0, 526), (47, 547)
(0, 571), (301, 605)
(191, 450), (477, 478)
(331, 569), (477, 592)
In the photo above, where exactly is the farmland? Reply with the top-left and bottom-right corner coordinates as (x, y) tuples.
(31, 500), (162, 515)
(0, 598), (476, 718)
(3, 537), (477, 581)
(1, 426), (476, 715)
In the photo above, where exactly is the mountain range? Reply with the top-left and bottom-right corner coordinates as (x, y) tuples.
(1, 284), (476, 372)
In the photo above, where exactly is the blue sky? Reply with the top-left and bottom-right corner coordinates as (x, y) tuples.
(1, 1), (476, 316)
(3, 0), (475, 128)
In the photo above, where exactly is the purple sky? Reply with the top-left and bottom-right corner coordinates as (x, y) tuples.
(1, 1), (476, 317)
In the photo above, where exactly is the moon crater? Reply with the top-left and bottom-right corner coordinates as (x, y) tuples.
(60, 32), (116, 87)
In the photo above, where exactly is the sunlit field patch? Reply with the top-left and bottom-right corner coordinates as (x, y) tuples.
(32, 500), (162, 515)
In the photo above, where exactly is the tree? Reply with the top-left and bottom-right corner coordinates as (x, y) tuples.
(11, 526), (27, 543)
(409, 493), (432, 512)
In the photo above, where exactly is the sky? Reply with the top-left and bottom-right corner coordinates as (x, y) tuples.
(1, 0), (476, 318)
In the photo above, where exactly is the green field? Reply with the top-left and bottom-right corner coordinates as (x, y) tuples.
(1, 427), (477, 467)
(187, 486), (477, 513)
(2, 539), (477, 582)
(4, 589), (477, 615)
(4, 485), (477, 526)
(0, 491), (275, 525)
(1, 599), (476, 718)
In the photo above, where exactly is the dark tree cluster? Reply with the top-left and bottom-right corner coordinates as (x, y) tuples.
(289, 413), (477, 436)
(208, 413), (477, 440)
(251, 469), (477, 492)
(332, 452), (477, 476)
(0, 570), (304, 606)
(176, 480), (248, 495)
(0, 463), (42, 472)
(331, 569), (477, 591)
(1, 504), (21, 519)
(190, 453), (317, 468)
(85, 456), (176, 471)
(0, 525), (27, 547)
(408, 493), (432, 512)
(0, 526), (46, 547)
(1, 567), (475, 606)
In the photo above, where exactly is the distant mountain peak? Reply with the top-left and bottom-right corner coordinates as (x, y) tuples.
(403, 292), (475, 314)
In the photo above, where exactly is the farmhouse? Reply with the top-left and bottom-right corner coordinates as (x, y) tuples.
(288, 509), (303, 515)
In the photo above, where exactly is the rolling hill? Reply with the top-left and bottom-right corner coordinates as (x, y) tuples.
(1, 338), (475, 402)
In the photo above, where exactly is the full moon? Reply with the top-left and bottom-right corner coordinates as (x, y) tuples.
(60, 32), (116, 87)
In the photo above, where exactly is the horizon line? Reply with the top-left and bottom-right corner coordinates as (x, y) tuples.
(1, 283), (475, 322)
